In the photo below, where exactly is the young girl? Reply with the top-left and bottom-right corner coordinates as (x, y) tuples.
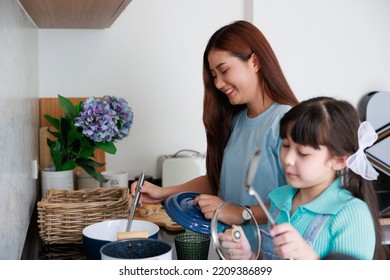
(220, 96), (386, 260)
(131, 20), (298, 225)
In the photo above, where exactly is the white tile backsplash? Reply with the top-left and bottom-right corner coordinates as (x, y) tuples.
(0, 0), (39, 259)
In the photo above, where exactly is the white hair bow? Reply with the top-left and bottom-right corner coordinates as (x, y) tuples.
(346, 121), (379, 180)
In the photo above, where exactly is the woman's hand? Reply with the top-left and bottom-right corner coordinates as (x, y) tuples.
(130, 180), (166, 204)
(193, 194), (224, 220)
(194, 194), (249, 225)
(218, 225), (255, 260)
(270, 223), (319, 260)
(131, 175), (214, 205)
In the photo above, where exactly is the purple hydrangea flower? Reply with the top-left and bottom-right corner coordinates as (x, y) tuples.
(74, 96), (133, 143)
(103, 95), (133, 140)
(75, 97), (118, 142)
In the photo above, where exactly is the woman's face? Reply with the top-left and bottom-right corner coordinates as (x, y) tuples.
(208, 49), (259, 105)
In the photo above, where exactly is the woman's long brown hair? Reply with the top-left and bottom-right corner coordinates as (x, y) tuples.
(202, 20), (298, 195)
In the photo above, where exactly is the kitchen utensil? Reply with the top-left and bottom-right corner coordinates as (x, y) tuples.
(164, 192), (211, 234)
(224, 228), (242, 242)
(247, 150), (294, 260)
(116, 231), (149, 240)
(210, 201), (261, 260)
(210, 149), (273, 260)
(126, 172), (145, 232)
(246, 150), (275, 225)
(82, 219), (159, 260)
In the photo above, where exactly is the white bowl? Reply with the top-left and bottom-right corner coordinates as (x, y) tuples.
(82, 219), (159, 259)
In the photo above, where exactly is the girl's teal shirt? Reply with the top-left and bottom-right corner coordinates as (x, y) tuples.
(269, 177), (376, 259)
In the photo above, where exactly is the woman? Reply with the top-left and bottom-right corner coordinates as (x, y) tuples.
(131, 20), (298, 224)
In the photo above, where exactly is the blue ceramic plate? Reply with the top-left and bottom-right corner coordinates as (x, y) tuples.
(164, 192), (211, 235)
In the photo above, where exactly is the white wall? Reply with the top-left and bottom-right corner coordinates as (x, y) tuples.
(39, 0), (390, 180)
(39, 0), (247, 179)
(252, 0), (390, 105)
(0, 0), (39, 259)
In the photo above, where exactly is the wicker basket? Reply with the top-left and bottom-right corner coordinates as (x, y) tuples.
(37, 187), (130, 244)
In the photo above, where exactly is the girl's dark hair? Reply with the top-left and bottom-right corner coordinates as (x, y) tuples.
(202, 20), (298, 194)
(279, 96), (387, 259)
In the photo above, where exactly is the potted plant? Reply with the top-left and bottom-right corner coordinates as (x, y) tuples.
(43, 94), (133, 187)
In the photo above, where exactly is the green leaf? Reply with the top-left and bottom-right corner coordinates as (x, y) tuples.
(78, 138), (95, 158)
(46, 128), (60, 139)
(46, 137), (56, 148)
(95, 141), (117, 154)
(59, 160), (77, 171)
(58, 94), (77, 119)
(75, 101), (83, 115)
(78, 147), (95, 158)
(65, 124), (80, 151)
(44, 114), (60, 130)
(50, 142), (63, 171)
(81, 165), (108, 183)
(58, 117), (73, 148)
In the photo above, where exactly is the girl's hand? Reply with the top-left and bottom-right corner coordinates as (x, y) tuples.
(270, 223), (319, 260)
(130, 180), (165, 204)
(218, 225), (255, 260)
(193, 194), (224, 220)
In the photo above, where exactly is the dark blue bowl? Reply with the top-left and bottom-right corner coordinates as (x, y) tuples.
(100, 239), (172, 260)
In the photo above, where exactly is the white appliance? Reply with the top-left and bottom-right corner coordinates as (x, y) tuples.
(157, 150), (206, 187)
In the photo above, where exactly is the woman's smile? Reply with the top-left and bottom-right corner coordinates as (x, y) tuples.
(225, 87), (235, 98)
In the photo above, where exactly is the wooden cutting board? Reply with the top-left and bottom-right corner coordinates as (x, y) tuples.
(134, 209), (184, 232)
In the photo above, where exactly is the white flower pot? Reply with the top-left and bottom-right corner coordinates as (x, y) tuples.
(76, 172), (101, 190)
(41, 168), (74, 196)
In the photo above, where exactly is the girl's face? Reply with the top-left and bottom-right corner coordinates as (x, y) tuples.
(208, 49), (259, 105)
(280, 136), (340, 194)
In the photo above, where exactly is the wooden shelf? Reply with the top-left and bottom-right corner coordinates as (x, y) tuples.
(20, 0), (133, 29)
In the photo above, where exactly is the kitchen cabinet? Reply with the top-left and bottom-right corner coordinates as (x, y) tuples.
(19, 0), (133, 29)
